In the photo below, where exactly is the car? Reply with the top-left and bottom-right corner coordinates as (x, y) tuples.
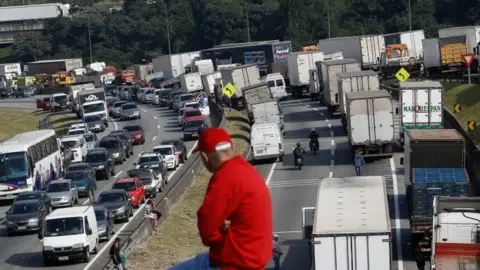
(84, 133), (99, 149)
(13, 88), (30, 98)
(120, 102), (141, 121)
(96, 190), (133, 223)
(94, 205), (115, 241)
(127, 168), (164, 197)
(14, 191), (52, 214)
(112, 177), (146, 208)
(183, 119), (204, 140)
(123, 125), (145, 145)
(60, 135), (87, 163)
(152, 144), (179, 170)
(97, 136), (126, 164)
(5, 199), (47, 236)
(65, 162), (95, 179)
(68, 128), (89, 136)
(153, 89), (161, 105)
(159, 89), (174, 106)
(136, 88), (146, 101)
(174, 93), (195, 112)
(112, 101), (127, 118)
(168, 91), (184, 109)
(46, 179), (79, 208)
(84, 148), (116, 180)
(177, 107), (187, 127)
(160, 139), (188, 163)
(109, 130), (134, 157)
(141, 88), (155, 103)
(0, 88), (11, 99)
(84, 115), (106, 132)
(65, 170), (96, 198)
(119, 87), (132, 101)
(69, 123), (89, 132)
(106, 97), (120, 116)
(38, 97), (51, 111)
(182, 108), (204, 129)
(50, 93), (69, 112)
(134, 152), (168, 181)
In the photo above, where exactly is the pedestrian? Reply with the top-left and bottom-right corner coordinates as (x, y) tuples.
(198, 122), (207, 135)
(353, 149), (365, 176)
(169, 127), (273, 270)
(88, 174), (97, 204)
(110, 238), (123, 270)
(272, 234), (283, 270)
(145, 198), (161, 231)
(414, 245), (426, 270)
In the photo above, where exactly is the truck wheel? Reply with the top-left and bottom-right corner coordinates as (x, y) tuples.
(83, 248), (90, 263)
(43, 257), (52, 266)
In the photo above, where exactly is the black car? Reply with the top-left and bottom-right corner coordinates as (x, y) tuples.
(109, 130), (134, 157)
(0, 88), (10, 98)
(65, 170), (96, 197)
(183, 119), (204, 140)
(160, 139), (188, 163)
(168, 91), (183, 109)
(96, 190), (133, 223)
(5, 199), (47, 236)
(94, 205), (114, 241)
(13, 87), (32, 98)
(97, 136), (126, 164)
(14, 191), (52, 214)
(159, 89), (174, 107)
(84, 148), (115, 180)
(65, 162), (95, 179)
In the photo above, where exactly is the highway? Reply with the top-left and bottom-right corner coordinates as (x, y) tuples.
(0, 97), (205, 270)
(255, 98), (416, 270)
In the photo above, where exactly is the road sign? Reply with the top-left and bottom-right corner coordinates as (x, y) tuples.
(395, 68), (410, 82)
(454, 104), (462, 113)
(462, 54), (476, 67)
(222, 83), (237, 98)
(468, 120), (476, 132)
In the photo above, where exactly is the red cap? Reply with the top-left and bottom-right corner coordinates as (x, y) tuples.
(193, 127), (233, 153)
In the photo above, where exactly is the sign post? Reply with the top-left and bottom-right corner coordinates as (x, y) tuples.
(461, 54), (475, 85)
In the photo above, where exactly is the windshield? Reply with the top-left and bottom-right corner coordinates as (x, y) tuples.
(45, 217), (84, 237)
(138, 156), (158, 164)
(122, 104), (137, 110)
(107, 99), (119, 106)
(185, 110), (202, 117)
(0, 152), (28, 180)
(84, 115), (101, 122)
(180, 95), (194, 101)
(65, 171), (87, 181)
(54, 95), (67, 102)
(83, 134), (94, 142)
(145, 89), (154, 94)
(141, 178), (152, 185)
(113, 182), (136, 191)
(95, 209), (105, 221)
(62, 140), (79, 149)
(83, 103), (105, 114)
(85, 153), (106, 162)
(185, 120), (203, 128)
(154, 147), (172, 155)
(47, 182), (70, 193)
(98, 192), (125, 203)
(113, 102), (126, 108)
(67, 164), (88, 172)
(124, 126), (141, 132)
(68, 130), (86, 135)
(15, 193), (40, 201)
(170, 92), (182, 99)
(99, 140), (119, 149)
(186, 103), (200, 109)
(11, 203), (37, 214)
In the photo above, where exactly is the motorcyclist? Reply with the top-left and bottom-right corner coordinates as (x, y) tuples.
(308, 128), (320, 150)
(293, 142), (306, 166)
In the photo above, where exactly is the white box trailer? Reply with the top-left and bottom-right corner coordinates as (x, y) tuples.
(383, 30), (425, 62)
(338, 70), (379, 117)
(345, 90), (394, 158)
(250, 123), (284, 162)
(0, 63), (21, 76)
(317, 35), (385, 69)
(201, 72), (221, 95)
(243, 83), (273, 117)
(251, 100), (283, 131)
(321, 59), (361, 112)
(309, 52), (344, 101)
(152, 51), (200, 79)
(180, 72), (202, 92)
(219, 64), (260, 99)
(287, 51), (324, 96)
(303, 176), (391, 270)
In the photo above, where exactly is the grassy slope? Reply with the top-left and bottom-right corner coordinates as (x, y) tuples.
(128, 109), (251, 269)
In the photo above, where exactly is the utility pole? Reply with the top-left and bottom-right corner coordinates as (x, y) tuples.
(160, 0), (172, 55)
(408, 0), (412, 31)
(325, 0), (331, 38)
(88, 15), (93, 64)
(246, 1), (250, 42)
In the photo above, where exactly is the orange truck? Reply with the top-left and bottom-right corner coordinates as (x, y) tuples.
(302, 45), (317, 52)
(116, 70), (135, 84)
(423, 36), (467, 75)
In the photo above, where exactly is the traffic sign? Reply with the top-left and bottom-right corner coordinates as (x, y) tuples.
(454, 104), (462, 113)
(395, 68), (410, 82)
(222, 83), (237, 98)
(468, 120), (476, 132)
(462, 54), (476, 67)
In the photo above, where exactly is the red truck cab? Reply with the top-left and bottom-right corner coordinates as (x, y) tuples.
(36, 97), (51, 110)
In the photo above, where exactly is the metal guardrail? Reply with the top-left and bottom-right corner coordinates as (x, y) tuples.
(38, 116), (53, 130)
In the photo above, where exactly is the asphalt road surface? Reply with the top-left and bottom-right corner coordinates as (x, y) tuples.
(255, 98), (416, 270)
(0, 99), (206, 270)
(0, 95), (46, 110)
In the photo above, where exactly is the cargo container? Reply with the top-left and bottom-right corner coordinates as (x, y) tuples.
(302, 176), (391, 270)
(287, 51), (324, 96)
(243, 82), (273, 117)
(438, 26), (480, 72)
(422, 36), (467, 75)
(179, 72), (202, 92)
(133, 63), (154, 81)
(69, 83), (95, 112)
(0, 63), (21, 76)
(185, 59), (214, 75)
(309, 52), (344, 101)
(201, 72), (221, 95)
(320, 59), (361, 112)
(431, 196), (480, 270)
(381, 30), (425, 78)
(152, 51), (200, 80)
(317, 35), (385, 69)
(345, 90), (394, 158)
(251, 100), (283, 130)
(401, 129), (466, 185)
(397, 81), (443, 143)
(26, 58), (83, 75)
(337, 70), (379, 117)
(219, 64), (260, 101)
(0, 3), (69, 23)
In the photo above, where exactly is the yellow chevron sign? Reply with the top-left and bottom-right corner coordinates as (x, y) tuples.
(468, 120), (476, 131)
(454, 104), (461, 113)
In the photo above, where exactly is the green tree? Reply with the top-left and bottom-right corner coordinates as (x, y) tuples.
(12, 32), (52, 62)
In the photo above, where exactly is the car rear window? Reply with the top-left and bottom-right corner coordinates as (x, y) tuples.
(180, 95), (194, 101)
(185, 110), (202, 117)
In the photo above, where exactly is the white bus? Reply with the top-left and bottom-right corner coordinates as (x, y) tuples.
(0, 129), (63, 199)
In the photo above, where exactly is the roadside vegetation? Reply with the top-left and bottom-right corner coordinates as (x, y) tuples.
(128, 109), (250, 269)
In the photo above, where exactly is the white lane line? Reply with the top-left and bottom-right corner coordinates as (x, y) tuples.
(330, 131), (334, 137)
(114, 170), (123, 178)
(330, 159), (334, 166)
(327, 123), (331, 128)
(325, 119), (329, 123)
(142, 109), (147, 112)
(157, 125), (160, 129)
(390, 158), (404, 269)
(265, 162), (278, 186)
(153, 116), (157, 120)
(330, 140), (334, 146)
(328, 171), (333, 178)
(112, 119), (118, 130)
(330, 148), (334, 155)
(152, 136), (157, 141)
(313, 108), (319, 111)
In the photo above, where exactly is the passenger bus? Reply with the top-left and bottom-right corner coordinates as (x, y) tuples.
(0, 129), (62, 199)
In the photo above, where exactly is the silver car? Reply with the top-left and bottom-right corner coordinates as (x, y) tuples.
(112, 101), (127, 118)
(84, 133), (99, 149)
(120, 102), (141, 120)
(142, 88), (155, 103)
(46, 179), (79, 208)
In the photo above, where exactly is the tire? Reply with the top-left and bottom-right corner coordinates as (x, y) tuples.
(105, 122), (109, 127)
(43, 257), (51, 266)
(75, 194), (79, 204)
(141, 140), (145, 145)
(92, 240), (98, 254)
(126, 151), (130, 158)
(119, 159), (124, 165)
(83, 248), (90, 263)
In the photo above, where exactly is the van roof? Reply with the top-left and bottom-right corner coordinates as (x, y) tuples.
(46, 206), (92, 220)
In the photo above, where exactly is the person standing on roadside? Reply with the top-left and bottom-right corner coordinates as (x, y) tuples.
(353, 149), (365, 176)
(169, 127), (273, 270)
(272, 234), (283, 270)
(110, 238), (123, 270)
(88, 174), (97, 204)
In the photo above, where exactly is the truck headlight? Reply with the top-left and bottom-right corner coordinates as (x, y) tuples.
(117, 206), (125, 212)
(28, 218), (39, 224)
(72, 243), (83, 249)
(98, 165), (105, 169)
(43, 246), (53, 251)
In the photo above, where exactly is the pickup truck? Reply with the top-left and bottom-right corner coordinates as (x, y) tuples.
(36, 97), (51, 111)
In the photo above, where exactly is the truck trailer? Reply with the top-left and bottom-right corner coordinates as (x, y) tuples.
(251, 100), (284, 133)
(337, 70), (380, 119)
(26, 58), (83, 74)
(287, 51), (325, 97)
(302, 176), (391, 270)
(152, 51), (200, 80)
(219, 64), (261, 107)
(438, 25), (480, 73)
(179, 72), (202, 92)
(201, 72), (221, 96)
(422, 36), (467, 77)
(242, 82), (273, 118)
(309, 52), (344, 101)
(381, 30), (425, 78)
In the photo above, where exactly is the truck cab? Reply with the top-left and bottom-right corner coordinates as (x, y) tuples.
(82, 100), (108, 127)
(261, 73), (287, 101)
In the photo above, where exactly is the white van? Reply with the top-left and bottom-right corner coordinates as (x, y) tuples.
(39, 206), (99, 265)
(250, 123), (284, 163)
(261, 73), (288, 100)
(61, 135), (87, 162)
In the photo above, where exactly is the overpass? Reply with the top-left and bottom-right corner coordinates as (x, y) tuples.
(0, 3), (70, 44)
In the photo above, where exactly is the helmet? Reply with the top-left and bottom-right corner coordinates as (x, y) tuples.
(296, 142), (301, 147)
(273, 234), (279, 239)
(311, 128), (315, 132)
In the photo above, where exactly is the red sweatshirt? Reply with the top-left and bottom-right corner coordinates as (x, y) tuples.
(197, 155), (273, 269)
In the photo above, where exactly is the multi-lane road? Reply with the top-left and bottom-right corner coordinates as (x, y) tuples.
(0, 96), (205, 270)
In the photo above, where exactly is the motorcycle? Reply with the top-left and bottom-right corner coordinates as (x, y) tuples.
(293, 148), (304, 170)
(310, 140), (319, 155)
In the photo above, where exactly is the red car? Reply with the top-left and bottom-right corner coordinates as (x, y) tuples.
(112, 177), (145, 208)
(182, 108), (204, 129)
(123, 125), (145, 145)
(36, 97), (51, 111)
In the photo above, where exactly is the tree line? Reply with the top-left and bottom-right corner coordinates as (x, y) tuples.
(9, 0), (480, 68)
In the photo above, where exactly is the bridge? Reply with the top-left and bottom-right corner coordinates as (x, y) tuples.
(0, 3), (70, 44)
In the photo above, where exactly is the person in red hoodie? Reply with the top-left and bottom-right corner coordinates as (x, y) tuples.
(169, 127), (273, 270)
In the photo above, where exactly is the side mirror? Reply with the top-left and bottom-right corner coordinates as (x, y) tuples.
(38, 231), (44, 240)
(400, 157), (404, 165)
(86, 227), (92, 235)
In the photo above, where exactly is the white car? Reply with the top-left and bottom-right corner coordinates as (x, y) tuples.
(177, 108), (186, 127)
(69, 123), (88, 132)
(152, 145), (179, 170)
(127, 168), (164, 195)
(153, 89), (161, 105)
(135, 152), (166, 169)
(68, 128), (89, 136)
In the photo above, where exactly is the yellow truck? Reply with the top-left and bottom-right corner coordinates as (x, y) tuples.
(423, 35), (467, 75)
(17, 76), (36, 87)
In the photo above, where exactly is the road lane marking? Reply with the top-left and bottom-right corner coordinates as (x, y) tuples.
(114, 170), (123, 178)
(328, 171), (333, 178)
(330, 160), (334, 166)
(330, 148), (334, 155)
(153, 116), (157, 119)
(327, 123), (331, 128)
(265, 162), (278, 186)
(330, 131), (334, 137)
(112, 119), (118, 130)
(330, 140), (334, 146)
(142, 109), (147, 112)
(152, 136), (157, 141)
(157, 125), (160, 129)
(390, 158), (404, 268)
